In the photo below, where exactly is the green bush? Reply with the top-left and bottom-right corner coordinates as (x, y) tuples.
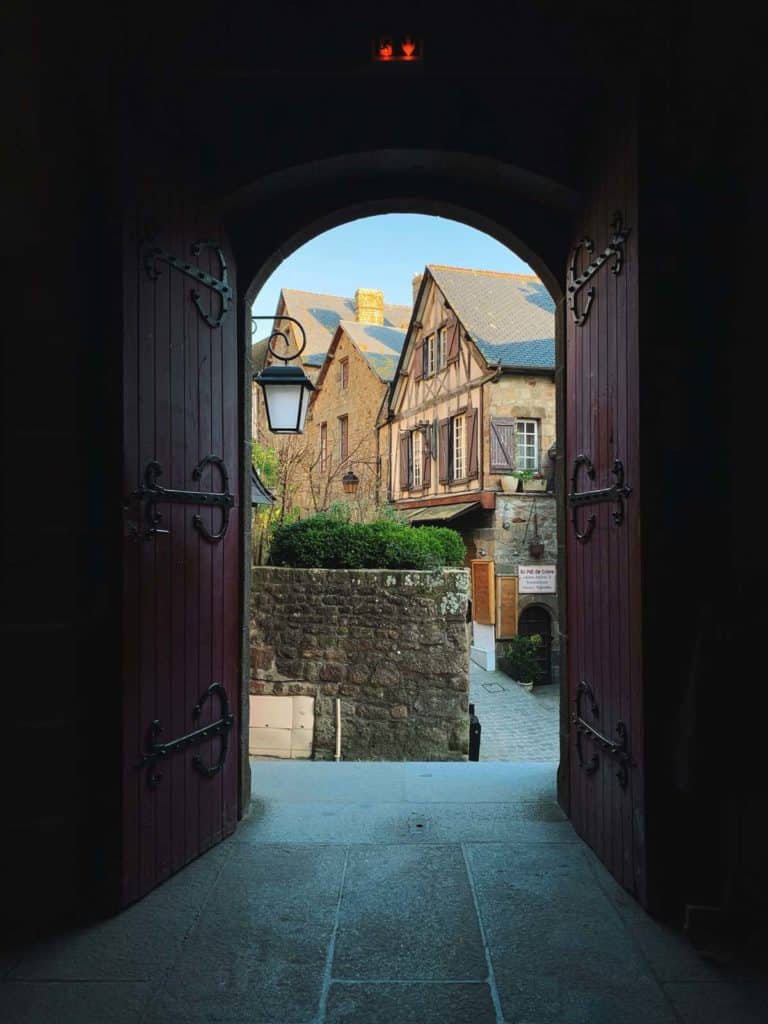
(268, 511), (466, 570)
(501, 633), (543, 686)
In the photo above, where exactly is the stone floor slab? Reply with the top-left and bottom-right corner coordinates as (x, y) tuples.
(0, 981), (149, 1024)
(9, 842), (234, 982)
(251, 760), (409, 803)
(465, 842), (678, 1024)
(404, 760), (558, 803)
(237, 798), (573, 847)
(144, 844), (345, 1024)
(333, 845), (486, 981)
(664, 981), (768, 1023)
(325, 982), (497, 1023)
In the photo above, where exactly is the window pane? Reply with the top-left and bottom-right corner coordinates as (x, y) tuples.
(412, 430), (422, 488)
(453, 415), (465, 479)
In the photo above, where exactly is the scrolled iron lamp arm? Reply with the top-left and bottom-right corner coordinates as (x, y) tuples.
(251, 314), (308, 364)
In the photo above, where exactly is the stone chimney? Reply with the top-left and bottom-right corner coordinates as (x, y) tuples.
(354, 288), (384, 325)
(412, 272), (423, 305)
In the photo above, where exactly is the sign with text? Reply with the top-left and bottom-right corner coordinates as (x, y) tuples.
(471, 560), (495, 625)
(518, 565), (557, 594)
(495, 575), (519, 639)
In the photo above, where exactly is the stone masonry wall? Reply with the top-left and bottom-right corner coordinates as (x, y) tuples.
(250, 567), (470, 760)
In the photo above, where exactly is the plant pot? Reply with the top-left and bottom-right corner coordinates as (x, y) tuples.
(522, 477), (547, 492)
(500, 476), (521, 494)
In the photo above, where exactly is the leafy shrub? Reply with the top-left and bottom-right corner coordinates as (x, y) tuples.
(501, 633), (543, 686)
(268, 512), (466, 570)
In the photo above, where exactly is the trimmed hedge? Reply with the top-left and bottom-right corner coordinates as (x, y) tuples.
(268, 510), (466, 570)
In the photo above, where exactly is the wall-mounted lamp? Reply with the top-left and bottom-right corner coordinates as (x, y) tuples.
(342, 470), (360, 495)
(252, 315), (316, 434)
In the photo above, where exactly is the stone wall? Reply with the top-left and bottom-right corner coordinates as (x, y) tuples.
(250, 567), (471, 760)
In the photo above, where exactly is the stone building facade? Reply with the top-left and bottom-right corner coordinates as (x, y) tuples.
(381, 265), (559, 674)
(250, 567), (470, 760)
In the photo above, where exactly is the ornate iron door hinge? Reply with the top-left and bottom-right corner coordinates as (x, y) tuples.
(144, 240), (232, 328)
(567, 212), (631, 326)
(567, 454), (631, 542)
(125, 455), (234, 542)
(572, 680), (630, 788)
(138, 683), (234, 789)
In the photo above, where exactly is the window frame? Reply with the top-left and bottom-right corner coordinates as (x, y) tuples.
(319, 421), (328, 473)
(452, 412), (466, 480)
(425, 334), (436, 377)
(515, 418), (540, 472)
(436, 326), (447, 370)
(338, 414), (349, 462)
(339, 357), (349, 390)
(411, 429), (423, 489)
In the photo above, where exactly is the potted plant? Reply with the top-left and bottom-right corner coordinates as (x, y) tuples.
(522, 470), (547, 492)
(499, 633), (543, 690)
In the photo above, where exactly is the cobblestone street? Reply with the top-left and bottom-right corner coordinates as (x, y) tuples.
(469, 661), (560, 761)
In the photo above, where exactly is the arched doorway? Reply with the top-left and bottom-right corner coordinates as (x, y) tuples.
(118, 133), (647, 912)
(518, 604), (553, 686)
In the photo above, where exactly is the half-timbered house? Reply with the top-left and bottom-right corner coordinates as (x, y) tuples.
(381, 265), (559, 674)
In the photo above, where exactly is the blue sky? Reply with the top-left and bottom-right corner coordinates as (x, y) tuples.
(251, 214), (533, 316)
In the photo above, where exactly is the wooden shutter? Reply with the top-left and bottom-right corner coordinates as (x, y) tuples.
(413, 341), (423, 381)
(421, 427), (431, 488)
(467, 406), (479, 478)
(399, 430), (411, 490)
(438, 418), (451, 483)
(490, 417), (516, 471)
(446, 318), (460, 364)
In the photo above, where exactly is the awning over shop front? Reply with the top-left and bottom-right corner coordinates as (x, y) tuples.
(401, 501), (480, 523)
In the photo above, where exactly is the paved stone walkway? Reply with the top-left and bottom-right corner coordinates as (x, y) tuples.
(3, 761), (767, 1023)
(469, 662), (560, 761)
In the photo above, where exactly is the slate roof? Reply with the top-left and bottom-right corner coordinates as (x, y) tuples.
(278, 289), (411, 361)
(427, 266), (555, 370)
(337, 321), (406, 383)
(251, 337), (270, 371)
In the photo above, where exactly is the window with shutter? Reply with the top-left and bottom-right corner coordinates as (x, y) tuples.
(413, 341), (424, 381)
(399, 431), (411, 491)
(319, 422), (328, 473)
(490, 417), (516, 471)
(411, 430), (422, 488)
(338, 415), (349, 462)
(446, 319), (460, 364)
(421, 427), (431, 488)
(467, 407), (479, 478)
(438, 418), (451, 483)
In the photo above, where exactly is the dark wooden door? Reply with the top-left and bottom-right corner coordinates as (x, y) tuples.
(565, 132), (646, 905)
(121, 191), (240, 907)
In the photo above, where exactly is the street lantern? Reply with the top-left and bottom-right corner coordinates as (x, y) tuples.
(342, 470), (359, 495)
(252, 315), (316, 434)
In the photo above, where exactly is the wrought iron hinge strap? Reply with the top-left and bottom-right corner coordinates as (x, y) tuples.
(567, 212), (631, 326)
(138, 683), (234, 788)
(144, 240), (232, 328)
(567, 455), (631, 542)
(126, 455), (234, 542)
(572, 680), (630, 788)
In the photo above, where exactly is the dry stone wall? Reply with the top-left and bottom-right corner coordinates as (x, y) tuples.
(250, 567), (470, 760)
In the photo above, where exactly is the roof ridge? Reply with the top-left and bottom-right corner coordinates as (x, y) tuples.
(281, 287), (411, 308)
(427, 264), (540, 281)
